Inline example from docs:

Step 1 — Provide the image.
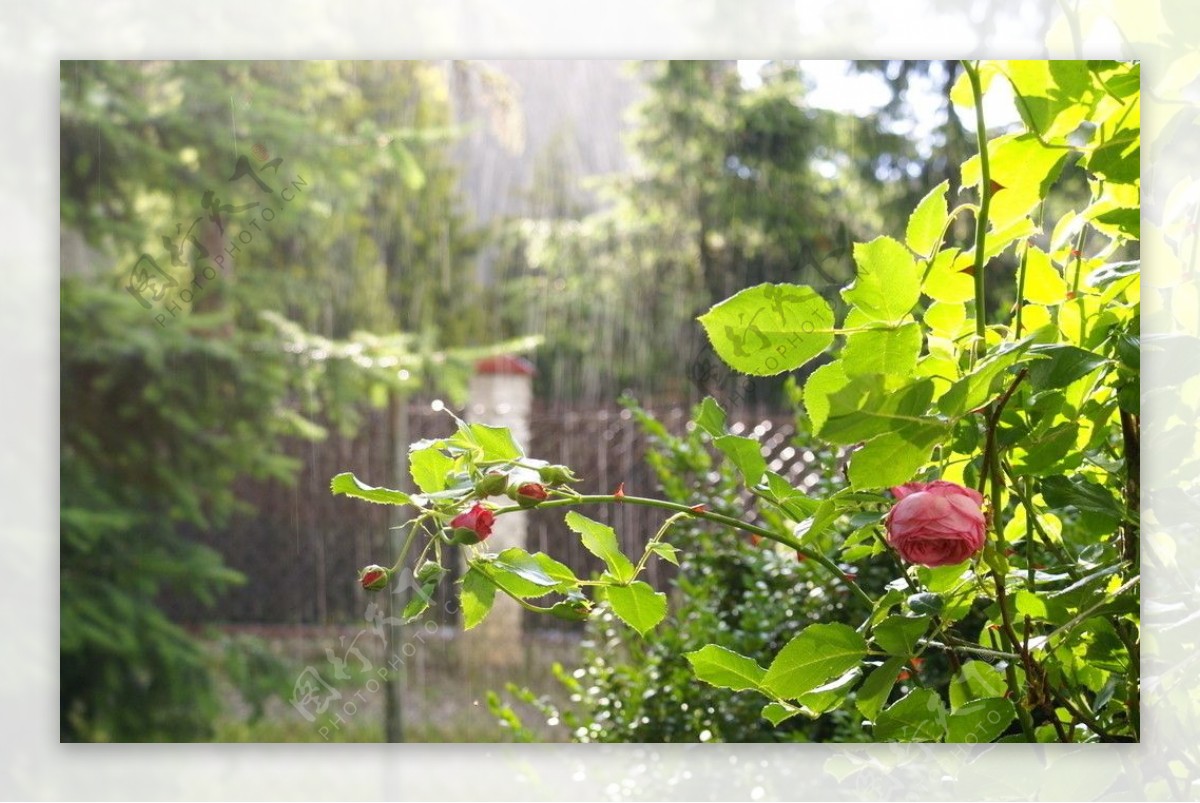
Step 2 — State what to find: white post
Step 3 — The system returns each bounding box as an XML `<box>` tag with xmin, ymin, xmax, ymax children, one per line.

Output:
<box><xmin>462</xmin><ymin>355</ymin><xmax>535</xmax><ymax>666</ymax></box>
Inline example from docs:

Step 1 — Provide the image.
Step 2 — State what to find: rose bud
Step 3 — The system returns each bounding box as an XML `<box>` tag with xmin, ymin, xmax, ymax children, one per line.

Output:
<box><xmin>474</xmin><ymin>471</ymin><xmax>508</xmax><ymax>498</ymax></box>
<box><xmin>885</xmin><ymin>480</ymin><xmax>986</xmax><ymax>567</ymax></box>
<box><xmin>448</xmin><ymin>503</ymin><xmax>496</xmax><ymax>545</ymax></box>
<box><xmin>510</xmin><ymin>482</ymin><xmax>549</xmax><ymax>508</ymax></box>
<box><xmin>538</xmin><ymin>464</ymin><xmax>580</xmax><ymax>486</ymax></box>
<box><xmin>359</xmin><ymin>564</ymin><xmax>392</xmax><ymax>591</ymax></box>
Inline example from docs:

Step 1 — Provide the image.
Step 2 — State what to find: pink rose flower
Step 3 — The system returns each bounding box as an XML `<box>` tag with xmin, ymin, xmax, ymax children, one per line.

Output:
<box><xmin>449</xmin><ymin>503</ymin><xmax>495</xmax><ymax>544</ymax></box>
<box><xmin>885</xmin><ymin>480</ymin><xmax>986</xmax><ymax>567</ymax></box>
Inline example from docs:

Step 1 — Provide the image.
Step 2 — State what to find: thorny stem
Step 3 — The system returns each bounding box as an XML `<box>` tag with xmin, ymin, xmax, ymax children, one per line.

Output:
<box><xmin>492</xmin><ymin>493</ymin><xmax>874</xmax><ymax>608</ymax></box>
<box><xmin>963</xmin><ymin>60</ymin><xmax>993</xmax><ymax>362</ymax></box>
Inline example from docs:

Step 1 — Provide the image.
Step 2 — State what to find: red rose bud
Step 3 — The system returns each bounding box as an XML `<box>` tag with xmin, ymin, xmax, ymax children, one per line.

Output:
<box><xmin>449</xmin><ymin>503</ymin><xmax>495</xmax><ymax>545</ymax></box>
<box><xmin>511</xmin><ymin>482</ymin><xmax>549</xmax><ymax>508</ymax></box>
<box><xmin>885</xmin><ymin>480</ymin><xmax>986</xmax><ymax>567</ymax></box>
<box><xmin>474</xmin><ymin>471</ymin><xmax>507</xmax><ymax>498</ymax></box>
<box><xmin>359</xmin><ymin>565</ymin><xmax>392</xmax><ymax>591</ymax></box>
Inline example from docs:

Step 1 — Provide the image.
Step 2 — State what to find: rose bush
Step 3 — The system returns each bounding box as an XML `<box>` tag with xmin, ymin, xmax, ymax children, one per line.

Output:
<box><xmin>885</xmin><ymin>481</ymin><xmax>987</xmax><ymax>567</ymax></box>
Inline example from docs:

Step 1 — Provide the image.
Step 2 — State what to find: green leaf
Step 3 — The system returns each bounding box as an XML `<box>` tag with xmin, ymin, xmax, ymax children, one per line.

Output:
<box><xmin>565</xmin><ymin>511</ymin><xmax>636</xmax><ymax>584</ymax></box>
<box><xmin>949</xmin><ymin>661</ymin><xmax>1009</xmax><ymax>710</ymax></box>
<box><xmin>648</xmin><ymin>542</ymin><xmax>680</xmax><ymax>566</ymax></box>
<box><xmin>1027</xmin><ymin>344</ymin><xmax>1107</xmax><ymax>391</ymax></box>
<box><xmin>761</xmin><ymin>623</ymin><xmax>867</xmax><ymax>700</ymax></box>
<box><xmin>330</xmin><ymin>472</ymin><xmax>412</xmax><ymax>506</ymax></box>
<box><xmin>874</xmin><ymin>689</ymin><xmax>948</xmax><ymax>742</ymax></box>
<box><xmin>606</xmin><ymin>581</ymin><xmax>667</xmax><ymax>636</ymax></box>
<box><xmin>693</xmin><ymin>396</ymin><xmax>727</xmax><ymax>437</ymax></box>
<box><xmin>906</xmin><ymin>180</ymin><xmax>950</xmax><ymax>258</ymax></box>
<box><xmin>686</xmin><ymin>645</ymin><xmax>767</xmax><ymax>692</ymax></box>
<box><xmin>402</xmin><ymin>586</ymin><xmax>436</xmax><ymax>622</ymax></box>
<box><xmin>409</xmin><ymin>447</ymin><xmax>455</xmax><ymax>494</ymax></box>
<box><xmin>1021</xmin><ymin>247</ymin><xmax>1068</xmax><ymax>305</ymax></box>
<box><xmin>796</xmin><ymin>667</ymin><xmax>863</xmax><ymax>714</ymax></box>
<box><xmin>872</xmin><ymin>615</ymin><xmax>931</xmax><ymax>656</ymax></box>
<box><xmin>762</xmin><ymin>701</ymin><xmax>804</xmax><ymax>726</ymax></box>
<box><xmin>923</xmin><ymin>248</ymin><xmax>976</xmax><ymax>303</ymax></box>
<box><xmin>803</xmin><ymin>360</ymin><xmax>849</xmax><ymax>435</ymax></box>
<box><xmin>529</xmin><ymin>551</ymin><xmax>581</xmax><ymax>591</ymax></box>
<box><xmin>906</xmin><ymin>592</ymin><xmax>944</xmax><ymax>617</ymax></box>
<box><xmin>848</xmin><ymin>425</ymin><xmax>949</xmax><ymax>490</ymax></box>
<box><xmin>460</xmin><ymin>568</ymin><xmax>496</xmax><ymax>630</ymax></box>
<box><xmin>1040</xmin><ymin>475</ymin><xmax>1124</xmax><ymax>520</ymax></box>
<box><xmin>946</xmin><ymin>697</ymin><xmax>1016</xmax><ymax>743</ymax></box>
<box><xmin>1010</xmin><ymin>422</ymin><xmax>1079</xmax><ymax>475</ymax></box>
<box><xmin>923</xmin><ymin>302</ymin><xmax>966</xmax><ymax>338</ymax></box>
<box><xmin>698</xmin><ymin>283</ymin><xmax>835</xmax><ymax>376</ymax></box>
<box><xmin>755</xmin><ymin>471</ymin><xmax>821</xmax><ymax>521</ymax></box>
<box><xmin>842</xmin><ymin>322</ymin><xmax>923</xmax><ymax>377</ymax></box>
<box><xmin>819</xmin><ymin>377</ymin><xmax>936</xmax><ymax>444</ymax></box>
<box><xmin>1085</xmin><ymin>134</ymin><xmax>1140</xmax><ymax>184</ymax></box>
<box><xmin>490</xmin><ymin>548</ymin><xmax>562</xmax><ymax>595</ymax></box>
<box><xmin>463</xmin><ymin>422</ymin><xmax>524</xmax><ymax>462</ymax></box>
<box><xmin>714</xmin><ymin>434</ymin><xmax>768</xmax><ymax>485</ymax></box>
<box><xmin>937</xmin><ymin>345</ymin><xmax>1028</xmax><ymax>416</ymax></box>
<box><xmin>856</xmin><ymin>656</ymin><xmax>906</xmax><ymax>721</ymax></box>
<box><xmin>843</xmin><ymin>236</ymin><xmax>921</xmax><ymax>324</ymax></box>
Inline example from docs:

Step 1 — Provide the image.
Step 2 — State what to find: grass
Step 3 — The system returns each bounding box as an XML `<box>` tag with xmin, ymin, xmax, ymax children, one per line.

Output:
<box><xmin>206</xmin><ymin>625</ymin><xmax>581</xmax><ymax>743</ymax></box>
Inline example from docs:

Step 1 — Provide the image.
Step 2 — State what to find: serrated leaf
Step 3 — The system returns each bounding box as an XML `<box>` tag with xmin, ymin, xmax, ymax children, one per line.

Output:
<box><xmin>464</xmin><ymin>422</ymin><xmax>524</xmax><ymax>462</ymax></box>
<box><xmin>803</xmin><ymin>360</ymin><xmax>849</xmax><ymax>435</ymax></box>
<box><xmin>566</xmin><ymin>511</ymin><xmax>635</xmax><ymax>584</ymax></box>
<box><xmin>686</xmin><ymin>645</ymin><xmax>767</xmax><ymax>692</ymax></box>
<box><xmin>761</xmin><ymin>623</ymin><xmax>867</xmax><ymax>700</ymax></box>
<box><xmin>606</xmin><ymin>581</ymin><xmax>667</xmax><ymax>636</ymax></box>
<box><xmin>460</xmin><ymin>568</ymin><xmax>496</xmax><ymax>630</ymax></box>
<box><xmin>409</xmin><ymin>447</ymin><xmax>455</xmax><ymax>494</ymax></box>
<box><xmin>906</xmin><ymin>180</ymin><xmax>950</xmax><ymax>257</ymax></box>
<box><xmin>907</xmin><ymin>592</ymin><xmax>944</xmax><ymax>616</ymax></box>
<box><xmin>874</xmin><ymin>689</ymin><xmax>948</xmax><ymax>742</ymax></box>
<box><xmin>856</xmin><ymin>656</ymin><xmax>906</xmax><ymax>721</ymax></box>
<box><xmin>1021</xmin><ymin>247</ymin><xmax>1068</xmax><ymax>305</ymax></box>
<box><xmin>648</xmin><ymin>542</ymin><xmax>680</xmax><ymax>566</ymax></box>
<box><xmin>937</xmin><ymin>345</ymin><xmax>1028</xmax><ymax>416</ymax></box>
<box><xmin>843</xmin><ymin>237</ymin><xmax>921</xmax><ymax>324</ymax></box>
<box><xmin>762</xmin><ymin>701</ymin><xmax>804</xmax><ymax>726</ymax></box>
<box><xmin>491</xmin><ymin>548</ymin><xmax>561</xmax><ymax>592</ymax></box>
<box><xmin>330</xmin><ymin>472</ymin><xmax>413</xmax><ymax>506</ymax></box>
<box><xmin>529</xmin><ymin>551</ymin><xmax>581</xmax><ymax>591</ymax></box>
<box><xmin>872</xmin><ymin>615</ymin><xmax>931</xmax><ymax>656</ymax></box>
<box><xmin>1027</xmin><ymin>344</ymin><xmax>1107</xmax><ymax>391</ymax></box>
<box><xmin>796</xmin><ymin>666</ymin><xmax>863</xmax><ymax>714</ymax></box>
<box><xmin>693</xmin><ymin>396</ymin><xmax>727</xmax><ymax>437</ymax></box>
<box><xmin>946</xmin><ymin>697</ymin><xmax>1016</xmax><ymax>743</ymax></box>
<box><xmin>714</xmin><ymin>434</ymin><xmax>768</xmax><ymax>485</ymax></box>
<box><xmin>698</xmin><ymin>283</ymin><xmax>835</xmax><ymax>376</ymax></box>
<box><xmin>1040</xmin><ymin>475</ymin><xmax>1124</xmax><ymax>520</ymax></box>
<box><xmin>848</xmin><ymin>424</ymin><xmax>949</xmax><ymax>490</ymax></box>
<box><xmin>923</xmin><ymin>248</ymin><xmax>976</xmax><ymax>303</ymax></box>
<box><xmin>949</xmin><ymin>661</ymin><xmax>1009</xmax><ymax>710</ymax></box>
<box><xmin>842</xmin><ymin>322</ymin><xmax>923</xmax><ymax>377</ymax></box>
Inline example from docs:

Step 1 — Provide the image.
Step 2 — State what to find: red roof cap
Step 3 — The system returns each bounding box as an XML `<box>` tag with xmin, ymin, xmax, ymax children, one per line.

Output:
<box><xmin>475</xmin><ymin>354</ymin><xmax>536</xmax><ymax>376</ymax></box>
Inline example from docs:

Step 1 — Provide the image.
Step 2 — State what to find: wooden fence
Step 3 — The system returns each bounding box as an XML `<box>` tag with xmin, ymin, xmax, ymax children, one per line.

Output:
<box><xmin>164</xmin><ymin>400</ymin><xmax>827</xmax><ymax>632</ymax></box>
